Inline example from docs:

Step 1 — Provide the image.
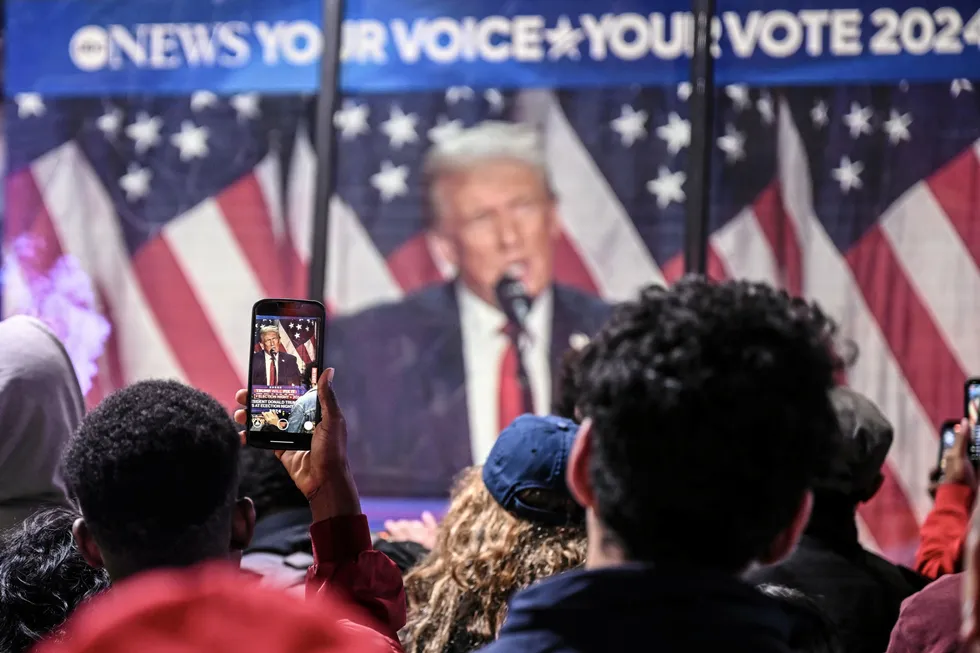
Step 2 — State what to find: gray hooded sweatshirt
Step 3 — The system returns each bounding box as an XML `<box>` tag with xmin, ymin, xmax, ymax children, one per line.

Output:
<box><xmin>0</xmin><ymin>315</ymin><xmax>84</xmax><ymax>531</ymax></box>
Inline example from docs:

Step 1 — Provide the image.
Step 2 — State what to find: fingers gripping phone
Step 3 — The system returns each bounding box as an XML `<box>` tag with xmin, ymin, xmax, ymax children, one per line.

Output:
<box><xmin>246</xmin><ymin>299</ymin><xmax>325</xmax><ymax>450</ymax></box>
<box><xmin>966</xmin><ymin>378</ymin><xmax>980</xmax><ymax>465</ymax></box>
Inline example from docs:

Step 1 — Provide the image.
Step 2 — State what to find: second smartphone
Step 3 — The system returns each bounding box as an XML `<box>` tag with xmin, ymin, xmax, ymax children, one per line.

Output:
<box><xmin>245</xmin><ymin>298</ymin><xmax>326</xmax><ymax>451</ymax></box>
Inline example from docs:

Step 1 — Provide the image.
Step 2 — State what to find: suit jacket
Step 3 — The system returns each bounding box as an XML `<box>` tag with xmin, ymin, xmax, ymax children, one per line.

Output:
<box><xmin>250</xmin><ymin>350</ymin><xmax>302</xmax><ymax>387</ymax></box>
<box><xmin>325</xmin><ymin>282</ymin><xmax>612</xmax><ymax>497</ymax></box>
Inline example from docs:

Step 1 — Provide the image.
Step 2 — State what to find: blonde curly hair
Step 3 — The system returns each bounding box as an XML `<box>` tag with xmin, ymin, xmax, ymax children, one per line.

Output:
<box><xmin>402</xmin><ymin>466</ymin><xmax>587</xmax><ymax>653</ymax></box>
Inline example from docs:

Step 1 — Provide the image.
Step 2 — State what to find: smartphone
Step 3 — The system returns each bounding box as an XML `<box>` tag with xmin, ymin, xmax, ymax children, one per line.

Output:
<box><xmin>937</xmin><ymin>419</ymin><xmax>959</xmax><ymax>472</ymax></box>
<box><xmin>966</xmin><ymin>378</ymin><xmax>980</xmax><ymax>464</ymax></box>
<box><xmin>246</xmin><ymin>298</ymin><xmax>325</xmax><ymax>450</ymax></box>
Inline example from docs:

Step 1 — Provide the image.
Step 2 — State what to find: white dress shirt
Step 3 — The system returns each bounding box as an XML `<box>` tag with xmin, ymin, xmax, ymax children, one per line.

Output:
<box><xmin>263</xmin><ymin>351</ymin><xmax>280</xmax><ymax>384</ymax></box>
<box><xmin>458</xmin><ymin>285</ymin><xmax>553</xmax><ymax>464</ymax></box>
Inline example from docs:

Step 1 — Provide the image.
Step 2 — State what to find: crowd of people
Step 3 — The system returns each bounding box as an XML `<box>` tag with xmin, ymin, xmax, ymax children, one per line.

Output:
<box><xmin>1</xmin><ymin>277</ymin><xmax>978</xmax><ymax>653</ymax></box>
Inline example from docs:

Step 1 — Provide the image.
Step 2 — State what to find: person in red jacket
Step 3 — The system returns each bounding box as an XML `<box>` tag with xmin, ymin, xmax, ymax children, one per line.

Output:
<box><xmin>33</xmin><ymin>563</ymin><xmax>394</xmax><ymax>653</ymax></box>
<box><xmin>915</xmin><ymin>418</ymin><xmax>975</xmax><ymax>580</ymax></box>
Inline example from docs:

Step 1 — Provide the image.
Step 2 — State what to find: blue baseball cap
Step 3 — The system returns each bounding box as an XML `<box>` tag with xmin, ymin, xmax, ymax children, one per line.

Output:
<box><xmin>482</xmin><ymin>414</ymin><xmax>585</xmax><ymax>526</ymax></box>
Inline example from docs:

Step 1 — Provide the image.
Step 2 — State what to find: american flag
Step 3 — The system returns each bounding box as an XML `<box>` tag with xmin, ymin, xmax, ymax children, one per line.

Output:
<box><xmin>253</xmin><ymin>316</ymin><xmax>317</xmax><ymax>369</ymax></box>
<box><xmin>4</xmin><ymin>80</ymin><xmax>979</xmax><ymax>564</ymax></box>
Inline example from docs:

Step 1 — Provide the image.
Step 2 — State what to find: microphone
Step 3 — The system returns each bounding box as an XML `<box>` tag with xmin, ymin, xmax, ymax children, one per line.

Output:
<box><xmin>495</xmin><ymin>274</ymin><xmax>532</xmax><ymax>329</ymax></box>
<box><xmin>270</xmin><ymin>345</ymin><xmax>278</xmax><ymax>356</ymax></box>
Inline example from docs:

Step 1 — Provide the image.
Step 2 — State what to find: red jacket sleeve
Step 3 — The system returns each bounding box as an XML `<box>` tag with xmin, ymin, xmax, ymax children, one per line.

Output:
<box><xmin>306</xmin><ymin>514</ymin><xmax>407</xmax><ymax>650</ymax></box>
<box><xmin>914</xmin><ymin>483</ymin><xmax>975</xmax><ymax>580</ymax></box>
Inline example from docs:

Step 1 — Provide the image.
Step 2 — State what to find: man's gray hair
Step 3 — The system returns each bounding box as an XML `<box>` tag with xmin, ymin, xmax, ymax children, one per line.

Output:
<box><xmin>259</xmin><ymin>326</ymin><xmax>280</xmax><ymax>339</ymax></box>
<box><xmin>423</xmin><ymin>121</ymin><xmax>552</xmax><ymax>220</ymax></box>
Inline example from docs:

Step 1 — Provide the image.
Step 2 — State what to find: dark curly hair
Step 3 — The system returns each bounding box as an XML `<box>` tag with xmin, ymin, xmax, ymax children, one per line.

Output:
<box><xmin>576</xmin><ymin>277</ymin><xmax>843</xmax><ymax>571</ymax></box>
<box><xmin>0</xmin><ymin>506</ymin><xmax>110</xmax><ymax>653</ymax></box>
<box><xmin>63</xmin><ymin>380</ymin><xmax>241</xmax><ymax>569</ymax></box>
<box><xmin>238</xmin><ymin>446</ymin><xmax>307</xmax><ymax>522</ymax></box>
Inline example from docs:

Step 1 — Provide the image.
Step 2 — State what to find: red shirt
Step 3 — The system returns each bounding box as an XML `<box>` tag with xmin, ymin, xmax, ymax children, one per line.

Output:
<box><xmin>305</xmin><ymin>514</ymin><xmax>407</xmax><ymax>649</ymax></box>
<box><xmin>914</xmin><ymin>484</ymin><xmax>974</xmax><ymax>580</ymax></box>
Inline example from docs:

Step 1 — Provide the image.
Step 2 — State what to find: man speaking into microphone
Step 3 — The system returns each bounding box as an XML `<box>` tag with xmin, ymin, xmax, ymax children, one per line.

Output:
<box><xmin>326</xmin><ymin>121</ymin><xmax>611</xmax><ymax>497</ymax></box>
<box><xmin>251</xmin><ymin>325</ymin><xmax>302</xmax><ymax>387</ymax></box>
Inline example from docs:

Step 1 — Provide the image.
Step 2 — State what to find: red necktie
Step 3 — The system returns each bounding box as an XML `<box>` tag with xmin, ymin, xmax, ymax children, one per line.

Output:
<box><xmin>498</xmin><ymin>324</ymin><xmax>533</xmax><ymax>433</ymax></box>
<box><xmin>268</xmin><ymin>358</ymin><xmax>277</xmax><ymax>385</ymax></box>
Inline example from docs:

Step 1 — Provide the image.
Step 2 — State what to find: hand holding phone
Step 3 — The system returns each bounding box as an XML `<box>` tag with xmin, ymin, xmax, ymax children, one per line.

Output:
<box><xmin>235</xmin><ymin>366</ymin><xmax>361</xmax><ymax>520</ymax></box>
<box><xmin>246</xmin><ymin>298</ymin><xmax>326</xmax><ymax>451</ymax></box>
<box><xmin>939</xmin><ymin>419</ymin><xmax>975</xmax><ymax>488</ymax></box>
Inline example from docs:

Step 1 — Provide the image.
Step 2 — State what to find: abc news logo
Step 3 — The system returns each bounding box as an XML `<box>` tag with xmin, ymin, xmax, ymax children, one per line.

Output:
<box><xmin>67</xmin><ymin>22</ymin><xmax>324</xmax><ymax>71</ymax></box>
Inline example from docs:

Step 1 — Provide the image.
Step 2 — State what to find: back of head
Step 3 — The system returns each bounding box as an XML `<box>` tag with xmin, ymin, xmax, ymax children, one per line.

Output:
<box><xmin>33</xmin><ymin>564</ymin><xmax>391</xmax><ymax>653</ymax></box>
<box><xmin>404</xmin><ymin>466</ymin><xmax>586</xmax><ymax>653</ymax></box>
<box><xmin>757</xmin><ymin>584</ymin><xmax>843</xmax><ymax>653</ymax></box>
<box><xmin>239</xmin><ymin>446</ymin><xmax>307</xmax><ymax>522</ymax></box>
<box><xmin>63</xmin><ymin>380</ymin><xmax>241</xmax><ymax>572</ymax></box>
<box><xmin>0</xmin><ymin>316</ymin><xmax>84</xmax><ymax>531</ymax></box>
<box><xmin>577</xmin><ymin>277</ymin><xmax>843</xmax><ymax>571</ymax></box>
<box><xmin>0</xmin><ymin>506</ymin><xmax>110</xmax><ymax>653</ymax></box>
<box><xmin>815</xmin><ymin>387</ymin><xmax>892</xmax><ymax>504</ymax></box>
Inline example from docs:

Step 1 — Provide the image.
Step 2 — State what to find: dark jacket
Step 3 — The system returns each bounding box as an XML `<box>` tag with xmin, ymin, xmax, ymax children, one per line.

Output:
<box><xmin>746</xmin><ymin>503</ymin><xmax>929</xmax><ymax>653</ymax></box>
<box><xmin>479</xmin><ymin>564</ymin><xmax>795</xmax><ymax>653</ymax></box>
<box><xmin>326</xmin><ymin>282</ymin><xmax>611</xmax><ymax>497</ymax></box>
<box><xmin>250</xmin><ymin>350</ymin><xmax>303</xmax><ymax>387</ymax></box>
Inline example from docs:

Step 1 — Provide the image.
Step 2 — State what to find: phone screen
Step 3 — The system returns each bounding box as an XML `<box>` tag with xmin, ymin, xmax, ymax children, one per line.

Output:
<box><xmin>247</xmin><ymin>299</ymin><xmax>324</xmax><ymax>449</ymax></box>
<box><xmin>967</xmin><ymin>380</ymin><xmax>980</xmax><ymax>463</ymax></box>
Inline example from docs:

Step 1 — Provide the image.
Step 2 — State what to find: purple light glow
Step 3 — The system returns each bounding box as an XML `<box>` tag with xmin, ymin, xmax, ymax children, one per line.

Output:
<box><xmin>3</xmin><ymin>235</ymin><xmax>111</xmax><ymax>396</ymax></box>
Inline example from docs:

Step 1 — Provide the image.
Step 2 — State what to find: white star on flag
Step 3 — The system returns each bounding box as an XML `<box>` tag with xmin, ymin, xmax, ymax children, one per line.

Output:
<box><xmin>428</xmin><ymin>116</ymin><xmax>464</xmax><ymax>144</ymax></box>
<box><xmin>656</xmin><ymin>112</ymin><xmax>690</xmax><ymax>156</ymax></box>
<box><xmin>811</xmin><ymin>101</ymin><xmax>829</xmax><ymax>128</ymax></box>
<box><xmin>484</xmin><ymin>89</ymin><xmax>505</xmax><ymax>113</ymax></box>
<box><xmin>334</xmin><ymin>101</ymin><xmax>370</xmax><ymax>140</ymax></box>
<box><xmin>190</xmin><ymin>91</ymin><xmax>218</xmax><ymax>112</ymax></box>
<box><xmin>717</xmin><ymin>124</ymin><xmax>746</xmax><ymax>164</ymax></box>
<box><xmin>230</xmin><ymin>93</ymin><xmax>261</xmax><ymax>121</ymax></box>
<box><xmin>15</xmin><ymin>93</ymin><xmax>45</xmax><ymax>118</ymax></box>
<box><xmin>96</xmin><ymin>107</ymin><xmax>123</xmax><ymax>137</ymax></box>
<box><xmin>843</xmin><ymin>102</ymin><xmax>873</xmax><ymax>139</ymax></box>
<box><xmin>610</xmin><ymin>105</ymin><xmax>648</xmax><ymax>147</ymax></box>
<box><xmin>170</xmin><ymin>121</ymin><xmax>210</xmax><ymax>161</ymax></box>
<box><xmin>646</xmin><ymin>167</ymin><xmax>686</xmax><ymax>209</ymax></box>
<box><xmin>119</xmin><ymin>164</ymin><xmax>153</xmax><ymax>202</ymax></box>
<box><xmin>445</xmin><ymin>87</ymin><xmax>474</xmax><ymax>104</ymax></box>
<box><xmin>371</xmin><ymin>160</ymin><xmax>410</xmax><ymax>202</ymax></box>
<box><xmin>883</xmin><ymin>110</ymin><xmax>912</xmax><ymax>145</ymax></box>
<box><xmin>951</xmin><ymin>79</ymin><xmax>973</xmax><ymax>97</ymax></box>
<box><xmin>832</xmin><ymin>156</ymin><xmax>864</xmax><ymax>193</ymax></box>
<box><xmin>726</xmin><ymin>85</ymin><xmax>751</xmax><ymax>111</ymax></box>
<box><xmin>380</xmin><ymin>106</ymin><xmax>419</xmax><ymax>149</ymax></box>
<box><xmin>545</xmin><ymin>16</ymin><xmax>584</xmax><ymax>59</ymax></box>
<box><xmin>677</xmin><ymin>82</ymin><xmax>692</xmax><ymax>101</ymax></box>
<box><xmin>757</xmin><ymin>93</ymin><xmax>775</xmax><ymax>124</ymax></box>
<box><xmin>126</xmin><ymin>113</ymin><xmax>163</xmax><ymax>154</ymax></box>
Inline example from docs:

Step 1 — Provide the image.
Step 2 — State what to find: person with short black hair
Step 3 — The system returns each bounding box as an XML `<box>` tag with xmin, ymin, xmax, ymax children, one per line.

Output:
<box><xmin>747</xmin><ymin>387</ymin><xmax>927</xmax><ymax>653</ymax></box>
<box><xmin>63</xmin><ymin>379</ymin><xmax>254</xmax><ymax>581</ymax></box>
<box><xmin>0</xmin><ymin>506</ymin><xmax>110</xmax><ymax>653</ymax></box>
<box><xmin>757</xmin><ymin>585</ymin><xmax>843</xmax><ymax>653</ymax></box>
<box><xmin>481</xmin><ymin>277</ymin><xmax>846</xmax><ymax>653</ymax></box>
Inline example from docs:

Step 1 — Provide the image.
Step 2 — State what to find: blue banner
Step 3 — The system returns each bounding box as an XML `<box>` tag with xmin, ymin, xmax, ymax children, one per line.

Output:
<box><xmin>6</xmin><ymin>0</ymin><xmax>980</xmax><ymax>96</ymax></box>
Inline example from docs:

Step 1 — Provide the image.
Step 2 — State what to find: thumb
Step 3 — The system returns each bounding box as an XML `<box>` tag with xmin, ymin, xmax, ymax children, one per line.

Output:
<box><xmin>317</xmin><ymin>367</ymin><xmax>340</xmax><ymax>420</ymax></box>
<box><xmin>422</xmin><ymin>511</ymin><xmax>438</xmax><ymax>529</ymax></box>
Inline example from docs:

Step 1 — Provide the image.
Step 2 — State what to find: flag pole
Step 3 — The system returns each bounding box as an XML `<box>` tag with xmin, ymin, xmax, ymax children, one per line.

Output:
<box><xmin>307</xmin><ymin>0</ymin><xmax>346</xmax><ymax>302</ymax></box>
<box><xmin>684</xmin><ymin>0</ymin><xmax>716</xmax><ymax>275</ymax></box>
